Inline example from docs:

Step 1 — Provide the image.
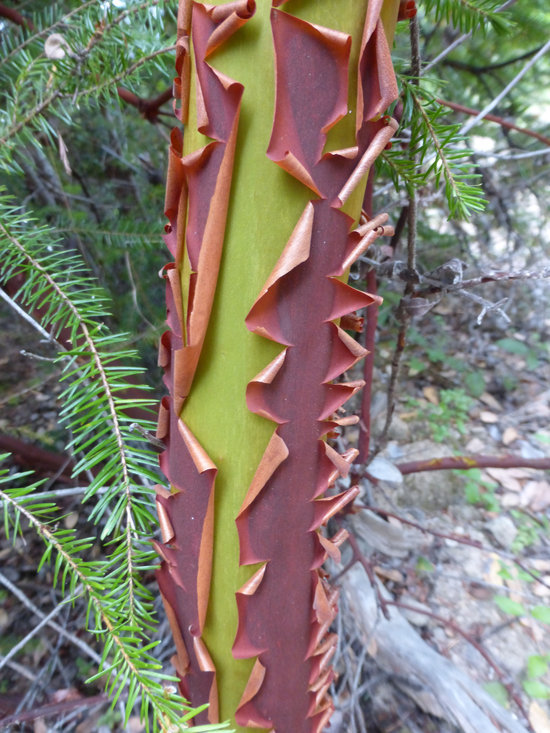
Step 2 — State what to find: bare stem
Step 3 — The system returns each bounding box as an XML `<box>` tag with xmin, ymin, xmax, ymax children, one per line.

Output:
<box><xmin>397</xmin><ymin>454</ymin><xmax>550</xmax><ymax>474</ymax></box>
<box><xmin>359</xmin><ymin>503</ymin><xmax>550</xmax><ymax>590</ymax></box>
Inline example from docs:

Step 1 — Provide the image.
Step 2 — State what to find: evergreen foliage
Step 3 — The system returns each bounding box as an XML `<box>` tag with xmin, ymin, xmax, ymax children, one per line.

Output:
<box><xmin>0</xmin><ymin>0</ymin><xmax>173</xmax><ymax>171</ymax></box>
<box><xmin>0</xmin><ymin>194</ymin><xmax>229</xmax><ymax>732</ymax></box>
<box><xmin>382</xmin><ymin>80</ymin><xmax>487</xmax><ymax>219</ymax></box>
<box><xmin>0</xmin><ymin>0</ymin><xmax>548</xmax><ymax>729</ymax></box>
<box><xmin>422</xmin><ymin>0</ymin><xmax>512</xmax><ymax>34</ymax></box>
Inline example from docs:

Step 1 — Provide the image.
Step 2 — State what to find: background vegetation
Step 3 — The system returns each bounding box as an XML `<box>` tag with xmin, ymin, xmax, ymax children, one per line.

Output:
<box><xmin>0</xmin><ymin>0</ymin><xmax>549</xmax><ymax>731</ymax></box>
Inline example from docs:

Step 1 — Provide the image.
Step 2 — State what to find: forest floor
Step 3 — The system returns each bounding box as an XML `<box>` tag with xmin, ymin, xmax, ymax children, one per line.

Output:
<box><xmin>331</xmin><ymin>277</ymin><xmax>550</xmax><ymax>733</ymax></box>
<box><xmin>0</xmin><ymin>273</ymin><xmax>549</xmax><ymax>733</ymax></box>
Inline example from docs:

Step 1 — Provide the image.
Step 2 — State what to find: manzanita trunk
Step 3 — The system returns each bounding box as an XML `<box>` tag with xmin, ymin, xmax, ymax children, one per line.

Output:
<box><xmin>154</xmin><ymin>1</ymin><xmax>400</xmax><ymax>730</ymax></box>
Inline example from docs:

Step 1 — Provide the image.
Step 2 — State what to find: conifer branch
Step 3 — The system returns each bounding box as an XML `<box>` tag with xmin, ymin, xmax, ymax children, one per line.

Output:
<box><xmin>423</xmin><ymin>0</ymin><xmax>513</xmax><ymax>34</ymax></box>
<box><xmin>0</xmin><ymin>474</ymin><xmax>195</xmax><ymax>731</ymax></box>
<box><xmin>382</xmin><ymin>82</ymin><xmax>486</xmax><ymax>219</ymax></box>
<box><xmin>0</xmin><ymin>219</ymin><xmax>140</xmax><ymax>619</ymax></box>
<box><xmin>0</xmin><ymin>196</ymin><xmax>229</xmax><ymax>731</ymax></box>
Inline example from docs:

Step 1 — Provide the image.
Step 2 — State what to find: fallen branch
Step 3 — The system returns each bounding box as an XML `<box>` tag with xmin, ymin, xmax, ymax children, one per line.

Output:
<box><xmin>344</xmin><ymin>521</ymin><xmax>531</xmax><ymax>725</ymax></box>
<box><xmin>397</xmin><ymin>454</ymin><xmax>550</xmax><ymax>474</ymax></box>
<box><xmin>0</xmin><ymin>694</ymin><xmax>107</xmax><ymax>727</ymax></box>
<box><xmin>0</xmin><ymin>433</ymin><xmax>76</xmax><ymax>484</ymax></box>
<box><xmin>339</xmin><ymin>562</ymin><xmax>530</xmax><ymax>733</ymax></box>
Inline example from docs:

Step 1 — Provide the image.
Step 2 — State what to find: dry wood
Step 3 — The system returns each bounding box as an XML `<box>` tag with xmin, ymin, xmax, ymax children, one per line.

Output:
<box><xmin>339</xmin><ymin>561</ymin><xmax>529</xmax><ymax>733</ymax></box>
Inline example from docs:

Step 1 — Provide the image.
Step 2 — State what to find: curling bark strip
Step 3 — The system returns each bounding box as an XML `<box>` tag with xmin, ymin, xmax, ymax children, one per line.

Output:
<box><xmin>155</xmin><ymin>0</ymin><xmax>255</xmax><ymax>721</ymax></box>
<box><xmin>156</xmin><ymin>0</ymin><xmax>400</xmax><ymax>729</ymax></box>
<box><xmin>233</xmin><ymin>3</ymin><xmax>399</xmax><ymax>730</ymax></box>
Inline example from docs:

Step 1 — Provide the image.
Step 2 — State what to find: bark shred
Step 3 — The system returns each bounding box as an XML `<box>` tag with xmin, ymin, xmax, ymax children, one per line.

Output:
<box><xmin>234</xmin><ymin>3</ymin><xmax>398</xmax><ymax>730</ymax></box>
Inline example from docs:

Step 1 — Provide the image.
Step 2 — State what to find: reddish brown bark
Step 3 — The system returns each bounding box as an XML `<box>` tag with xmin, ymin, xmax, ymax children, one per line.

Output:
<box><xmin>116</xmin><ymin>86</ymin><xmax>173</xmax><ymax>123</ymax></box>
<box><xmin>233</xmin><ymin>4</ymin><xmax>398</xmax><ymax>728</ymax></box>
<box><xmin>154</xmin><ymin>1</ymin><xmax>255</xmax><ymax>722</ymax></box>
<box><xmin>0</xmin><ymin>3</ymin><xmax>34</xmax><ymax>29</ymax></box>
<box><xmin>397</xmin><ymin>454</ymin><xmax>550</xmax><ymax>474</ymax></box>
<box><xmin>437</xmin><ymin>97</ymin><xmax>550</xmax><ymax>147</ymax></box>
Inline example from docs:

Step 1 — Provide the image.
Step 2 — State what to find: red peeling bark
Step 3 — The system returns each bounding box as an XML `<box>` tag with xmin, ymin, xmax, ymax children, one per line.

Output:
<box><xmin>154</xmin><ymin>1</ymin><xmax>256</xmax><ymax>723</ymax></box>
<box><xmin>232</xmin><ymin>5</ymin><xmax>398</xmax><ymax>729</ymax></box>
<box><xmin>156</xmin><ymin>1</ymin><xmax>399</xmax><ymax>729</ymax></box>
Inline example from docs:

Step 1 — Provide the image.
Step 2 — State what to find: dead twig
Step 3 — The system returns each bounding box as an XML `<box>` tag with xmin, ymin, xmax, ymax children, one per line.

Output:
<box><xmin>0</xmin><ymin>694</ymin><xmax>107</xmax><ymax>727</ymax></box>
<box><xmin>385</xmin><ymin>600</ymin><xmax>532</xmax><ymax>729</ymax></box>
<box><xmin>358</xmin><ymin>504</ymin><xmax>550</xmax><ymax>590</ymax></box>
<box><xmin>437</xmin><ymin>98</ymin><xmax>550</xmax><ymax>147</ymax></box>
<box><xmin>396</xmin><ymin>454</ymin><xmax>550</xmax><ymax>475</ymax></box>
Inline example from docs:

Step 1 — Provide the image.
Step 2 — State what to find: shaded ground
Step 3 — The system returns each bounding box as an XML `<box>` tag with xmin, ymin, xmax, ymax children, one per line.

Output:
<box><xmin>0</xmin><ymin>277</ymin><xmax>549</xmax><ymax>732</ymax></box>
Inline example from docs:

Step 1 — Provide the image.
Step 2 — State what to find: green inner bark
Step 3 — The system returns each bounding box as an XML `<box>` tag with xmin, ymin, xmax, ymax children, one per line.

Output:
<box><xmin>180</xmin><ymin>1</ymin><xmax>377</xmax><ymax>728</ymax></box>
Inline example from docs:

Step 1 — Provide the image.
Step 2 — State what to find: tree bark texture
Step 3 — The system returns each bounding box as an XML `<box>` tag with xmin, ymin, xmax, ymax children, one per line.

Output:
<box><xmin>154</xmin><ymin>1</ymin><xmax>400</xmax><ymax>730</ymax></box>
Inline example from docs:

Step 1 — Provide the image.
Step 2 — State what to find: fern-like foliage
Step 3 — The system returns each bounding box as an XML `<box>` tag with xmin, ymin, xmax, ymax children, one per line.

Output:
<box><xmin>0</xmin><ymin>193</ymin><xmax>231</xmax><ymax>733</ymax></box>
<box><xmin>381</xmin><ymin>81</ymin><xmax>486</xmax><ymax>219</ymax></box>
<box><xmin>422</xmin><ymin>0</ymin><xmax>513</xmax><ymax>34</ymax></box>
<box><xmin>0</xmin><ymin>0</ymin><xmax>174</xmax><ymax>172</ymax></box>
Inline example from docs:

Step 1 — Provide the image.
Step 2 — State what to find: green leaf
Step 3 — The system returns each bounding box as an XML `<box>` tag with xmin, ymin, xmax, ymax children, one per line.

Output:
<box><xmin>416</xmin><ymin>556</ymin><xmax>435</xmax><ymax>574</ymax></box>
<box><xmin>532</xmin><ymin>606</ymin><xmax>550</xmax><ymax>625</ymax></box>
<box><xmin>496</xmin><ymin>338</ymin><xmax>530</xmax><ymax>356</ymax></box>
<box><xmin>464</xmin><ymin>370</ymin><xmax>486</xmax><ymax>398</ymax></box>
<box><xmin>493</xmin><ymin>595</ymin><xmax>525</xmax><ymax>616</ymax></box>
<box><xmin>464</xmin><ymin>481</ymin><xmax>482</xmax><ymax>505</ymax></box>
<box><xmin>483</xmin><ymin>681</ymin><xmax>509</xmax><ymax>707</ymax></box>
<box><xmin>497</xmin><ymin>563</ymin><xmax>513</xmax><ymax>581</ymax></box>
<box><xmin>527</xmin><ymin>655</ymin><xmax>549</xmax><ymax>679</ymax></box>
<box><xmin>408</xmin><ymin>356</ymin><xmax>426</xmax><ymax>373</ymax></box>
<box><xmin>523</xmin><ymin>679</ymin><xmax>550</xmax><ymax>699</ymax></box>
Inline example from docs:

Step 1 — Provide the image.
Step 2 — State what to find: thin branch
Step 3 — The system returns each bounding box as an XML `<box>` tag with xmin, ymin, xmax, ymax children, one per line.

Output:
<box><xmin>2</xmin><ymin>658</ymin><xmax>39</xmax><ymax>683</ymax></box>
<box><xmin>389</xmin><ymin>204</ymin><xmax>409</xmax><ymax>255</ymax></box>
<box><xmin>385</xmin><ymin>600</ymin><xmax>532</xmax><ymax>727</ymax></box>
<box><xmin>366</xmin><ymin>263</ymin><xmax>550</xmax><ymax>295</ymax></box>
<box><xmin>0</xmin><ymin>593</ymin><xmax>73</xmax><ymax>673</ymax></box>
<box><xmin>459</xmin><ymin>38</ymin><xmax>550</xmax><ymax>136</ymax></box>
<box><xmin>117</xmin><ymin>86</ymin><xmax>173</xmax><ymax>123</ymax></box>
<box><xmin>0</xmin><ymin>570</ymin><xmax>101</xmax><ymax>665</ymax></box>
<box><xmin>397</xmin><ymin>454</ymin><xmax>550</xmax><ymax>474</ymax></box>
<box><xmin>369</xmin><ymin>310</ymin><xmax>410</xmax><ymax>460</ymax></box>
<box><xmin>0</xmin><ymin>695</ymin><xmax>107</xmax><ymax>727</ymax></box>
<box><xmin>24</xmin><ymin>486</ymin><xmax>103</xmax><ymax>500</ymax></box>
<box><xmin>444</xmin><ymin>45</ymin><xmax>544</xmax><ymax>73</ymax></box>
<box><xmin>422</xmin><ymin>0</ymin><xmax>519</xmax><ymax>75</ymax></box>
<box><xmin>359</xmin><ymin>504</ymin><xmax>550</xmax><ymax>590</ymax></box>
<box><xmin>437</xmin><ymin>98</ymin><xmax>550</xmax><ymax>147</ymax></box>
<box><xmin>406</xmin><ymin>14</ymin><xmax>420</xmax><ymax>285</ymax></box>
<box><xmin>357</xmin><ymin>266</ymin><xmax>378</xmax><ymax>463</ymax></box>
<box><xmin>475</xmin><ymin>147</ymin><xmax>550</xmax><ymax>161</ymax></box>
<box><xmin>0</xmin><ymin>286</ymin><xmax>53</xmax><ymax>341</ymax></box>
<box><xmin>0</xmin><ymin>3</ymin><xmax>34</xmax><ymax>29</ymax></box>
<box><xmin>346</xmin><ymin>532</ymin><xmax>390</xmax><ymax>620</ymax></box>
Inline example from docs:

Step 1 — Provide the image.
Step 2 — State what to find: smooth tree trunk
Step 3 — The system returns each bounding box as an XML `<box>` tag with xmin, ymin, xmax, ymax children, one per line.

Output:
<box><xmin>154</xmin><ymin>1</ymin><xmax>400</xmax><ymax>730</ymax></box>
